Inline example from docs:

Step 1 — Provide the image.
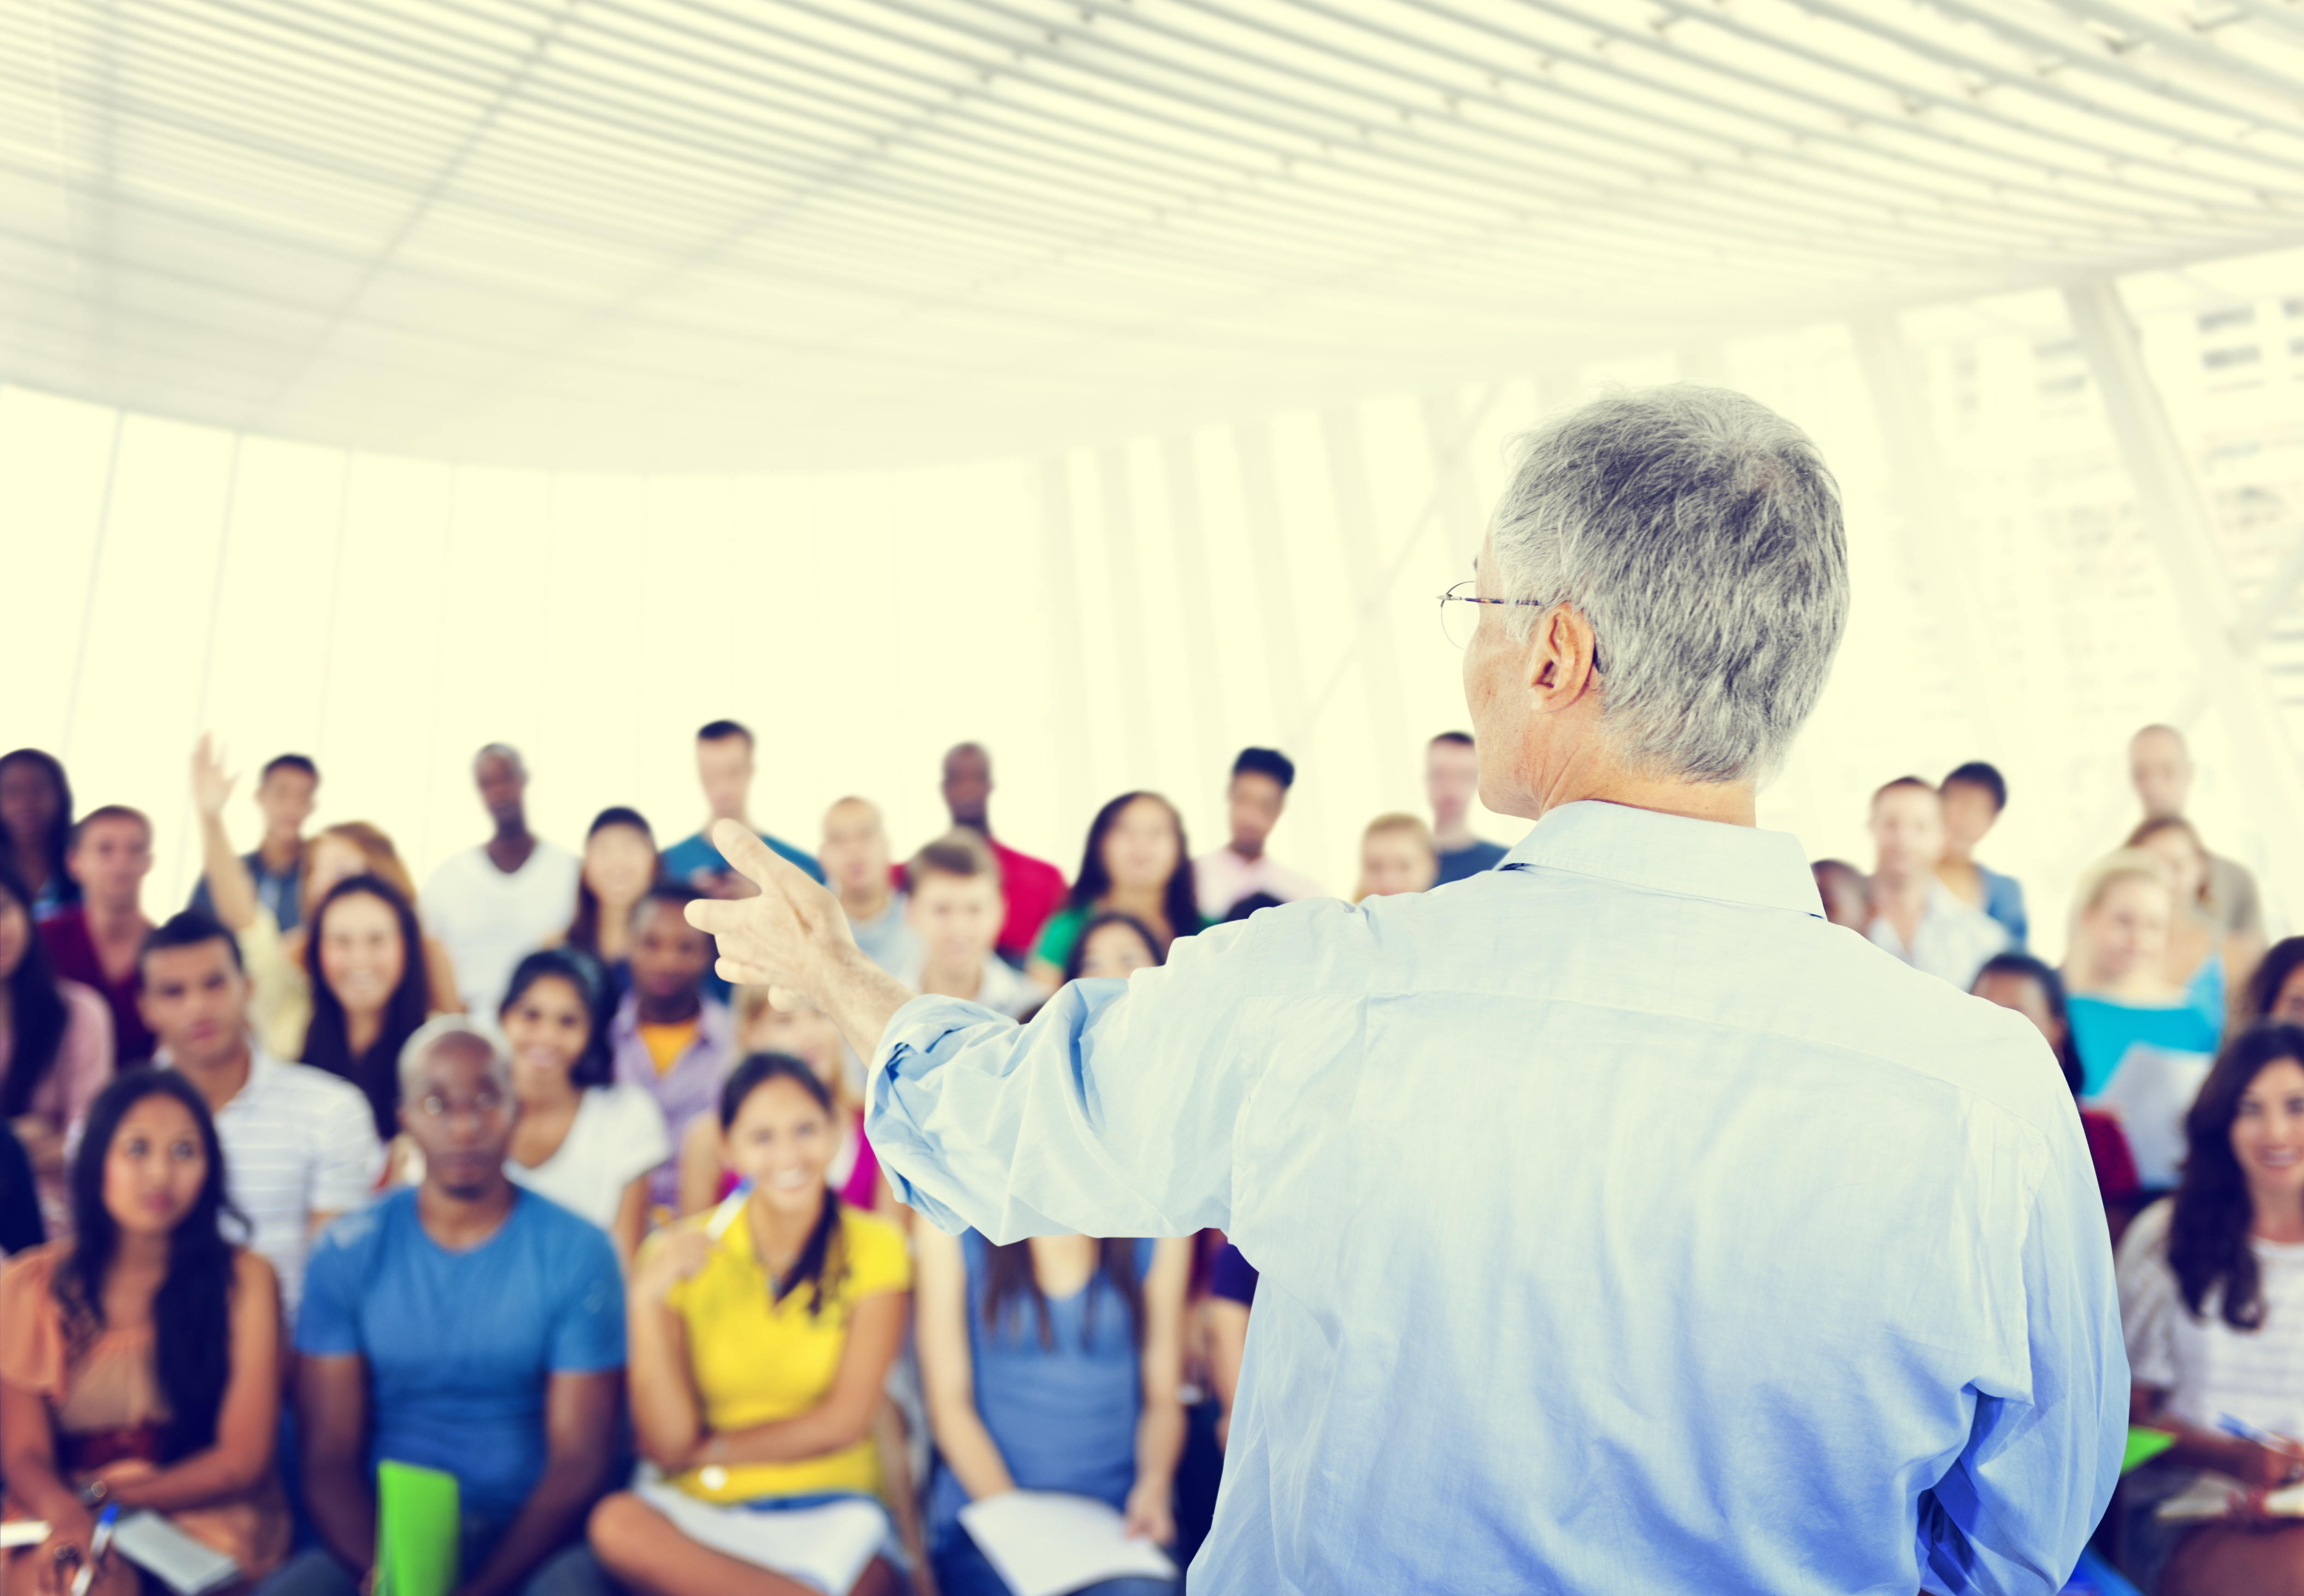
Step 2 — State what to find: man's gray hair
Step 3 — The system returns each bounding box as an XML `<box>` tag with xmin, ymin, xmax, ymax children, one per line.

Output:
<box><xmin>1488</xmin><ymin>384</ymin><xmax>1849</xmax><ymax>784</ymax></box>
<box><xmin>397</xmin><ymin>1013</ymin><xmax>513</xmax><ymax>1103</ymax></box>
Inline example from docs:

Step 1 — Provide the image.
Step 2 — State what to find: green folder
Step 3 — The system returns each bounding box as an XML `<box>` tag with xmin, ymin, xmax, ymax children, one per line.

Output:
<box><xmin>2123</xmin><ymin>1426</ymin><xmax>2178</xmax><ymax>1474</ymax></box>
<box><xmin>376</xmin><ymin>1461</ymin><xmax>460</xmax><ymax>1596</ymax></box>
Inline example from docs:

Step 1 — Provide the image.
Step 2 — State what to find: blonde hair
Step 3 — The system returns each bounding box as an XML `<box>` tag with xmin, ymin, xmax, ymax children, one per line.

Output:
<box><xmin>300</xmin><ymin>821</ymin><xmax>418</xmax><ymax>910</ymax></box>
<box><xmin>1355</xmin><ymin>813</ymin><xmax>1440</xmax><ymax>902</ymax></box>
<box><xmin>2068</xmin><ymin>848</ymin><xmax>2175</xmax><ymax>948</ymax></box>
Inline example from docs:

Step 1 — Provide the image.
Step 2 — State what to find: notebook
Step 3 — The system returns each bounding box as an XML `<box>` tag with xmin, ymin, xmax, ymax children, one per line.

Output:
<box><xmin>376</xmin><ymin>1461</ymin><xmax>461</xmax><ymax>1596</ymax></box>
<box><xmin>957</xmin><ymin>1490</ymin><xmax>1177</xmax><ymax>1596</ymax></box>
<box><xmin>631</xmin><ymin>1480</ymin><xmax>883</xmax><ymax>1596</ymax></box>
<box><xmin>2155</xmin><ymin>1475</ymin><xmax>2304</xmax><ymax>1521</ymax></box>
<box><xmin>111</xmin><ymin>1512</ymin><xmax>241</xmax><ymax>1596</ymax></box>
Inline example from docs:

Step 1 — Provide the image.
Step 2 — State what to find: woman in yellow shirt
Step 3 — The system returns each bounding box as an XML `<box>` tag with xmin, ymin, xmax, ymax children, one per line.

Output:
<box><xmin>588</xmin><ymin>1053</ymin><xmax>912</xmax><ymax>1596</ymax></box>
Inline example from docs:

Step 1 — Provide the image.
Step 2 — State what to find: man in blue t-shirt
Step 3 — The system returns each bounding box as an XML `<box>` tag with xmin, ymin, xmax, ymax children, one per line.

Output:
<box><xmin>278</xmin><ymin>1018</ymin><xmax>625</xmax><ymax>1596</ymax></box>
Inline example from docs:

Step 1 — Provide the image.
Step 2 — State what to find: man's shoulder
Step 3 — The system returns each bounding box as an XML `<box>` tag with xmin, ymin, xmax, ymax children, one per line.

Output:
<box><xmin>311</xmin><ymin>1189</ymin><xmax>410</xmax><ymax>1266</ymax></box>
<box><xmin>989</xmin><ymin>837</ymin><xmax>1064</xmax><ymax>885</ymax></box>
<box><xmin>422</xmin><ymin>845</ymin><xmax>490</xmax><ymax>891</ymax></box>
<box><xmin>512</xmin><ymin>1189</ymin><xmax>622</xmax><ymax>1277</ymax></box>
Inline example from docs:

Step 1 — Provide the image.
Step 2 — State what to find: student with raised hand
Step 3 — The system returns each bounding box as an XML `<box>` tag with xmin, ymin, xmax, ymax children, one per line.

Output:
<box><xmin>0</xmin><ymin>1071</ymin><xmax>292</xmax><ymax>1595</ymax></box>
<box><xmin>2118</xmin><ymin>1022</ymin><xmax>2304</xmax><ymax>1594</ymax></box>
<box><xmin>135</xmin><ymin>913</ymin><xmax>380</xmax><ymax>1316</ymax></box>
<box><xmin>186</xmin><ymin>743</ymin><xmax>319</xmax><ymax>936</ymax></box>
<box><xmin>588</xmin><ymin>1054</ymin><xmax>917</xmax><ymax>1596</ymax></box>
<box><xmin>300</xmin><ymin>874</ymin><xmax>441</xmax><ymax>1146</ymax></box>
<box><xmin>1352</xmin><ymin>813</ymin><xmax>1438</xmax><ymax>901</ymax></box>
<box><xmin>39</xmin><ymin>808</ymin><xmax>157</xmax><ymax>1069</ymax></box>
<box><xmin>1026</xmin><ymin>795</ymin><xmax>1201</xmax><ymax>992</ymax></box>
<box><xmin>676</xmin><ymin>989</ymin><xmax>894</xmax><ymax>1224</ymax></box>
<box><xmin>0</xmin><ymin>858</ymin><xmax>113</xmax><ymax>1240</ymax></box>
<box><xmin>282</xmin><ymin>1019</ymin><xmax>624</xmax><ymax>1596</ymax></box>
<box><xmin>610</xmin><ymin>886</ymin><xmax>736</xmax><ymax>1215</ymax></box>
<box><xmin>897</xmin><ymin>835</ymin><xmax>1037</xmax><ymax>1020</ymax></box>
<box><xmin>915</xmin><ymin>1226</ymin><xmax>1191</xmax><ymax>1596</ymax></box>
<box><xmin>0</xmin><ymin>751</ymin><xmax>76</xmax><ymax>924</ymax></box>
<box><xmin>500</xmin><ymin>951</ymin><xmax>670</xmax><ymax>1269</ymax></box>
<box><xmin>557</xmin><ymin>808</ymin><xmax>659</xmax><ymax>1021</ymax></box>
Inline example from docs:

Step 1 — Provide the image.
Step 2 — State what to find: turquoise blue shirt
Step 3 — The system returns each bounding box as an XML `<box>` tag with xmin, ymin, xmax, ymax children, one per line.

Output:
<box><xmin>869</xmin><ymin>800</ymin><xmax>2126</xmax><ymax>1595</ymax></box>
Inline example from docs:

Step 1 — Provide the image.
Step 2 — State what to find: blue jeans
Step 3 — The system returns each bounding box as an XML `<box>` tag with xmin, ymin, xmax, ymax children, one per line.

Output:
<box><xmin>256</xmin><ymin>1542</ymin><xmax>611</xmax><ymax>1596</ymax></box>
<box><xmin>929</xmin><ymin>1524</ymin><xmax>1176</xmax><ymax>1596</ymax></box>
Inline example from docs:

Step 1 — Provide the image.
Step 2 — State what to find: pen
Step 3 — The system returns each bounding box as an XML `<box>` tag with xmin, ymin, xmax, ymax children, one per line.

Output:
<box><xmin>705</xmin><ymin>1177</ymin><xmax>753</xmax><ymax>1240</ymax></box>
<box><xmin>2218</xmin><ymin>1413</ymin><xmax>2294</xmax><ymax>1450</ymax></box>
<box><xmin>69</xmin><ymin>1503</ymin><xmax>118</xmax><ymax>1596</ymax></box>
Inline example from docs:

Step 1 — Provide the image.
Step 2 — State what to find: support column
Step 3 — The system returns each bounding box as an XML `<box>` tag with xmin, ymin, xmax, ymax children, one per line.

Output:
<box><xmin>2064</xmin><ymin>278</ymin><xmax>2304</xmax><ymax>917</ymax></box>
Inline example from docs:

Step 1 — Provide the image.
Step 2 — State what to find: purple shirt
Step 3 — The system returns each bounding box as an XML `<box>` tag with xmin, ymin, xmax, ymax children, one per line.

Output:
<box><xmin>608</xmin><ymin>991</ymin><xmax>735</xmax><ymax>1210</ymax></box>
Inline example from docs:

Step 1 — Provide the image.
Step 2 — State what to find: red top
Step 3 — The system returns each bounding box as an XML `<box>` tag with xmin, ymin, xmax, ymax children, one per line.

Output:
<box><xmin>39</xmin><ymin>908</ymin><xmax>155</xmax><ymax>1068</ymax></box>
<box><xmin>986</xmin><ymin>837</ymin><xmax>1068</xmax><ymax>963</ymax></box>
<box><xmin>2080</xmin><ymin>1107</ymin><xmax>2141</xmax><ymax>1204</ymax></box>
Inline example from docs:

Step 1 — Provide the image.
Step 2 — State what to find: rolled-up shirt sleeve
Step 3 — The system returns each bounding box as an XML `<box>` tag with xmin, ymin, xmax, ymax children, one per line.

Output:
<box><xmin>1916</xmin><ymin>1133</ymin><xmax>2129</xmax><ymax>1594</ymax></box>
<box><xmin>867</xmin><ymin>917</ymin><xmax>1267</xmax><ymax>1243</ymax></box>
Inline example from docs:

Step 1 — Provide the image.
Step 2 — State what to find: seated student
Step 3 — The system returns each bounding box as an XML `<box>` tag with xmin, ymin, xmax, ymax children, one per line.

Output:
<box><xmin>2118</xmin><ymin>1022</ymin><xmax>2304</xmax><ymax>1596</ymax></box>
<box><xmin>609</xmin><ymin>886</ymin><xmax>736</xmax><ymax>1215</ymax></box>
<box><xmin>1864</xmin><ymin>778</ymin><xmax>2007</xmax><ymax>989</ymax></box>
<box><xmin>1028</xmin><ymin>795</ymin><xmax>1203</xmax><ymax>992</ymax></box>
<box><xmin>281</xmin><ymin>1019</ymin><xmax>624</xmax><ymax>1596</ymax></box>
<box><xmin>39</xmin><ymin>807</ymin><xmax>157</xmax><ymax>1068</ymax></box>
<box><xmin>2246</xmin><ymin>938</ymin><xmax>2304</xmax><ymax>1027</ymax></box>
<box><xmin>1062</xmin><ymin>913</ymin><xmax>1165</xmax><ymax>985</ymax></box>
<box><xmin>1353</xmin><ymin>813</ymin><xmax>1439</xmax><ymax>901</ymax></box>
<box><xmin>556</xmin><ymin>808</ymin><xmax>660</xmax><ymax>1023</ymax></box>
<box><xmin>661</xmin><ymin>722</ymin><xmax>825</xmax><ymax>898</ymax></box>
<box><xmin>1972</xmin><ymin>953</ymin><xmax>2143</xmax><ymax>1243</ymax></box>
<box><xmin>1190</xmin><ymin>749</ymin><xmax>1322</xmax><ymax>921</ymax></box>
<box><xmin>300</xmin><ymin>874</ymin><xmax>442</xmax><ymax>1146</ymax></box>
<box><xmin>0</xmin><ymin>749</ymin><xmax>77</xmax><ymax>923</ymax></box>
<box><xmin>0</xmin><ymin>1072</ymin><xmax>291</xmax><ymax>1594</ymax></box>
<box><xmin>2064</xmin><ymin>850</ymin><xmax>2221</xmax><ymax>1098</ymax></box>
<box><xmin>588</xmin><ymin>1055</ymin><xmax>917</xmax><ymax>1596</ymax></box>
<box><xmin>896</xmin><ymin>835</ymin><xmax>1037</xmax><ymax>1019</ymax></box>
<box><xmin>500</xmin><ymin>951</ymin><xmax>670</xmax><ymax>1269</ymax></box>
<box><xmin>676</xmin><ymin>989</ymin><xmax>895</xmax><ymax>1224</ymax></box>
<box><xmin>916</xmin><ymin>1223</ymin><xmax>1191</xmax><ymax>1596</ymax></box>
<box><xmin>0</xmin><ymin>857</ymin><xmax>113</xmax><ymax>1239</ymax></box>
<box><xmin>2131</xmin><ymin>816</ymin><xmax>2255</xmax><ymax>1029</ymax></box>
<box><xmin>138</xmin><ymin>913</ymin><xmax>381</xmax><ymax>1314</ymax></box>
<box><xmin>187</xmin><ymin>745</ymin><xmax>318</xmax><ymax>936</ymax></box>
<box><xmin>819</xmin><ymin>799</ymin><xmax>919</xmax><ymax>977</ymax></box>
<box><xmin>1937</xmin><ymin>761</ymin><xmax>2028</xmax><ymax>950</ymax></box>
<box><xmin>1810</xmin><ymin>859</ymin><xmax>1871</xmax><ymax>933</ymax></box>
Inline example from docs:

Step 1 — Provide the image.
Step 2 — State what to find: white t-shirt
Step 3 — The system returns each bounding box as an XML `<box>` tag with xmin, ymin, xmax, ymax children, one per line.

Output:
<box><xmin>199</xmin><ymin>1048</ymin><xmax>383</xmax><ymax>1313</ymax></box>
<box><xmin>505</xmin><ymin>1083</ymin><xmax>672</xmax><ymax>1233</ymax></box>
<box><xmin>2118</xmin><ymin>1196</ymin><xmax>2304</xmax><ymax>1440</ymax></box>
<box><xmin>420</xmin><ymin>839</ymin><xmax>582</xmax><ymax>1015</ymax></box>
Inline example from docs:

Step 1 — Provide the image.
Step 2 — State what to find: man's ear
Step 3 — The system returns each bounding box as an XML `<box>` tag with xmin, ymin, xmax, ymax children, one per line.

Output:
<box><xmin>1526</xmin><ymin>604</ymin><xmax>1601</xmax><ymax>712</ymax></box>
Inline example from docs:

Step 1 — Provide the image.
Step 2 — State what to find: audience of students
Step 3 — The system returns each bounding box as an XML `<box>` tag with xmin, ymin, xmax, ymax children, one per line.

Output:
<box><xmin>917</xmin><ymin>1226</ymin><xmax>1191</xmax><ymax>1596</ymax></box>
<box><xmin>137</xmin><ymin>913</ymin><xmax>382</xmax><ymax>1313</ymax></box>
<box><xmin>1191</xmin><ymin>749</ymin><xmax>1321</xmax><ymax>922</ymax></box>
<box><xmin>589</xmin><ymin>1054</ymin><xmax>916</xmax><ymax>1596</ymax></box>
<box><xmin>282</xmin><ymin>1019</ymin><xmax>625</xmax><ymax>1596</ymax></box>
<box><xmin>938</xmin><ymin>743</ymin><xmax>1068</xmax><ymax>966</ymax></box>
<box><xmin>300</xmin><ymin>874</ymin><xmax>441</xmax><ymax>1145</ymax></box>
<box><xmin>187</xmin><ymin>744</ymin><xmax>319</xmax><ymax>935</ymax></box>
<box><xmin>500</xmin><ymin>951</ymin><xmax>671</xmax><ymax>1269</ymax></box>
<box><xmin>2118</xmin><ymin>1022</ymin><xmax>2304</xmax><ymax>1595</ymax></box>
<box><xmin>610</xmin><ymin>886</ymin><xmax>736</xmax><ymax>1214</ymax></box>
<box><xmin>1936</xmin><ymin>760</ymin><xmax>2028</xmax><ymax>950</ymax></box>
<box><xmin>661</xmin><ymin>722</ymin><xmax>825</xmax><ymax>898</ymax></box>
<box><xmin>0</xmin><ymin>858</ymin><xmax>113</xmax><ymax>1240</ymax></box>
<box><xmin>1863</xmin><ymin>777</ymin><xmax>2008</xmax><ymax>989</ymax></box>
<box><xmin>0</xmin><ymin>749</ymin><xmax>76</xmax><ymax>922</ymax></box>
<box><xmin>820</xmin><ymin>798</ymin><xmax>920</xmax><ymax>976</ymax></box>
<box><xmin>2131</xmin><ymin>724</ymin><xmax>2266</xmax><ymax>944</ymax></box>
<box><xmin>2064</xmin><ymin>850</ymin><xmax>2223</xmax><ymax>1099</ymax></box>
<box><xmin>1425</xmin><ymin>732</ymin><xmax>1506</xmax><ymax>884</ymax></box>
<box><xmin>1353</xmin><ymin>813</ymin><xmax>1440</xmax><ymax>902</ymax></box>
<box><xmin>898</xmin><ymin>834</ymin><xmax>1037</xmax><ymax>1019</ymax></box>
<box><xmin>1062</xmin><ymin>913</ymin><xmax>1165</xmax><ymax>984</ymax></box>
<box><xmin>1029</xmin><ymin>795</ymin><xmax>1203</xmax><ymax>989</ymax></box>
<box><xmin>421</xmin><ymin>745</ymin><xmax>582</xmax><ymax>1017</ymax></box>
<box><xmin>40</xmin><ymin>807</ymin><xmax>159</xmax><ymax>1069</ymax></box>
<box><xmin>558</xmin><ymin>807</ymin><xmax>660</xmax><ymax>1022</ymax></box>
<box><xmin>0</xmin><ymin>1070</ymin><xmax>294</xmax><ymax>1595</ymax></box>
<box><xmin>1810</xmin><ymin>858</ymin><xmax>1871</xmax><ymax>932</ymax></box>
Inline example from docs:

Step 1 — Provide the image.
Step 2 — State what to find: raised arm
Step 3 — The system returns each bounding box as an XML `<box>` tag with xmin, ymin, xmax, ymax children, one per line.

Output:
<box><xmin>190</xmin><ymin>737</ymin><xmax>259</xmax><ymax>933</ymax></box>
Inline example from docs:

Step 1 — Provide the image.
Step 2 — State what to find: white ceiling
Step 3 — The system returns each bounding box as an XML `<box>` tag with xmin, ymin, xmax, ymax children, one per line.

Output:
<box><xmin>4</xmin><ymin>0</ymin><xmax>2304</xmax><ymax>471</ymax></box>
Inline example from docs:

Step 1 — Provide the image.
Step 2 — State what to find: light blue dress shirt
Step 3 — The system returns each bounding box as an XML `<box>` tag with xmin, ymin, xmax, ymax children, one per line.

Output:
<box><xmin>868</xmin><ymin>801</ymin><xmax>2127</xmax><ymax>1594</ymax></box>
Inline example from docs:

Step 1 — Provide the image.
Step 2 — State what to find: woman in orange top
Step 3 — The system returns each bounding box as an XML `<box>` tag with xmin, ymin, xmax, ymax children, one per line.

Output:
<box><xmin>0</xmin><ymin>1072</ymin><xmax>288</xmax><ymax>1595</ymax></box>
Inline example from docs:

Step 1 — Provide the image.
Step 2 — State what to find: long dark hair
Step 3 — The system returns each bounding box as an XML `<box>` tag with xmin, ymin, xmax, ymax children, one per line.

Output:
<box><xmin>1059</xmin><ymin>911</ymin><xmax>1166</xmax><ymax>984</ymax></box>
<box><xmin>980</xmin><ymin>1237</ymin><xmax>1145</xmax><ymax>1352</ymax></box>
<box><xmin>567</xmin><ymin>808</ymin><xmax>657</xmax><ymax>963</ymax></box>
<box><xmin>0</xmin><ymin>856</ymin><xmax>72</xmax><ymax>1121</ymax></box>
<box><xmin>57</xmin><ymin>1071</ymin><xmax>245</xmax><ymax>1461</ymax></box>
<box><xmin>302</xmin><ymin>874</ymin><xmax>432</xmax><ymax>1141</ymax></box>
<box><xmin>1973</xmin><ymin>952</ymin><xmax>2083</xmax><ymax>1097</ymax></box>
<box><xmin>0</xmin><ymin>749</ymin><xmax>76</xmax><ymax>913</ymax></box>
<box><xmin>500</xmin><ymin>951</ymin><xmax>612</xmax><ymax>1089</ymax></box>
<box><xmin>718</xmin><ymin>1053</ymin><xmax>844</xmax><ymax>1315</ymax></box>
<box><xmin>2168</xmin><ymin>1021</ymin><xmax>2304</xmax><ymax>1329</ymax></box>
<box><xmin>1067</xmin><ymin>792</ymin><xmax>1199</xmax><ymax>949</ymax></box>
<box><xmin>2247</xmin><ymin>937</ymin><xmax>2304</xmax><ymax>1022</ymax></box>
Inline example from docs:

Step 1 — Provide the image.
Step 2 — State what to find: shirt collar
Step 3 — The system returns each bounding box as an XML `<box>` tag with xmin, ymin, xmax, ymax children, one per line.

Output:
<box><xmin>1499</xmin><ymin>800</ymin><xmax>1823</xmax><ymax>919</ymax></box>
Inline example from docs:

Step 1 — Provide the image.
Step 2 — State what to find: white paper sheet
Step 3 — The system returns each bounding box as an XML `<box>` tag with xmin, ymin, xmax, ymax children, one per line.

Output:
<box><xmin>2089</xmin><ymin>1043</ymin><xmax>2214</xmax><ymax>1190</ymax></box>
<box><xmin>957</xmin><ymin>1490</ymin><xmax>1176</xmax><ymax>1596</ymax></box>
<box><xmin>0</xmin><ymin>1523</ymin><xmax>49</xmax><ymax>1551</ymax></box>
<box><xmin>632</xmin><ymin>1480</ymin><xmax>886</xmax><ymax>1596</ymax></box>
<box><xmin>111</xmin><ymin>1511</ymin><xmax>241</xmax><ymax>1595</ymax></box>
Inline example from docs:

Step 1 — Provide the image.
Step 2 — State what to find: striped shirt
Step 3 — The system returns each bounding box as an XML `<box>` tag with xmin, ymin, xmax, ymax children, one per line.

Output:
<box><xmin>2119</xmin><ymin>1196</ymin><xmax>2304</xmax><ymax>1439</ymax></box>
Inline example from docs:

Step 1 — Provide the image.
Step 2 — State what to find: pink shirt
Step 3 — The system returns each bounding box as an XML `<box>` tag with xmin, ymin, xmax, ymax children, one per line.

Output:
<box><xmin>1192</xmin><ymin>846</ymin><xmax>1326</xmax><ymax>922</ymax></box>
<box><xmin>0</xmin><ymin>980</ymin><xmax>116</xmax><ymax>1237</ymax></box>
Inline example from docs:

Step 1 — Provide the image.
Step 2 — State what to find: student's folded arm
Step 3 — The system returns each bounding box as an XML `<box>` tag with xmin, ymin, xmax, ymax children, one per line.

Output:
<box><xmin>867</xmin><ymin>917</ymin><xmax>1272</xmax><ymax>1245</ymax></box>
<box><xmin>110</xmin><ymin>1255</ymin><xmax>282</xmax><ymax>1511</ymax></box>
<box><xmin>717</xmin><ymin>1290</ymin><xmax>908</xmax><ymax>1466</ymax></box>
<box><xmin>455</xmin><ymin>1369</ymin><xmax>623</xmax><ymax>1596</ymax></box>
<box><xmin>912</xmin><ymin>1227</ymin><xmax>1016</xmax><ymax>1502</ymax></box>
